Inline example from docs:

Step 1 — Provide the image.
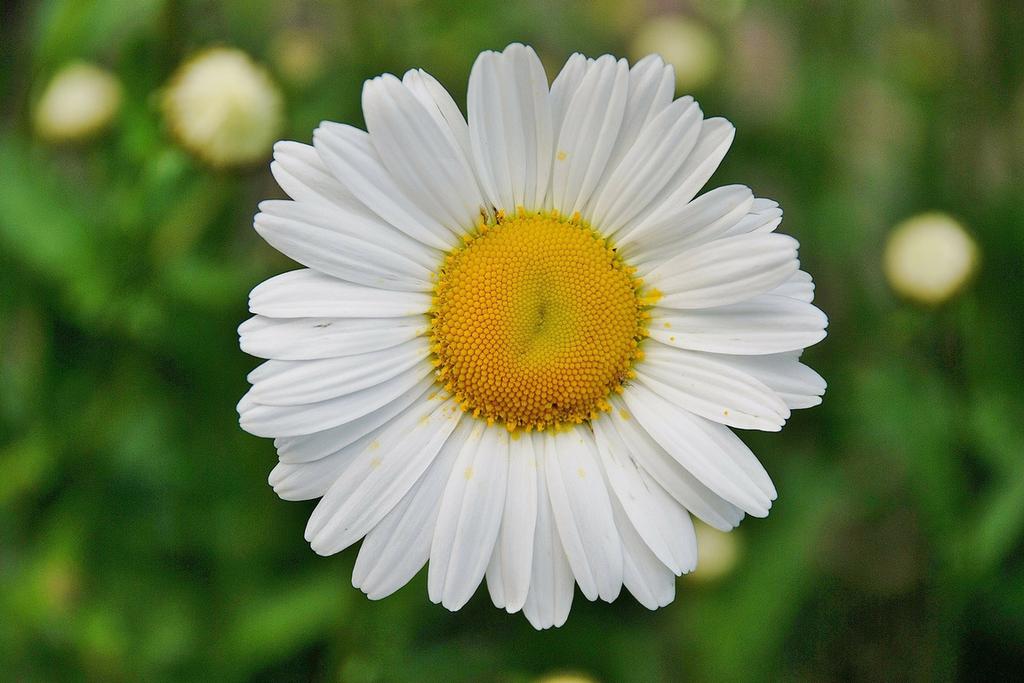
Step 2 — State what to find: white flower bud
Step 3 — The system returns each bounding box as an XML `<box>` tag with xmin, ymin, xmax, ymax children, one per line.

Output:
<box><xmin>884</xmin><ymin>212</ymin><xmax>979</xmax><ymax>304</ymax></box>
<box><xmin>34</xmin><ymin>62</ymin><xmax>122</xmax><ymax>142</ymax></box>
<box><xmin>162</xmin><ymin>47</ymin><xmax>284</xmax><ymax>167</ymax></box>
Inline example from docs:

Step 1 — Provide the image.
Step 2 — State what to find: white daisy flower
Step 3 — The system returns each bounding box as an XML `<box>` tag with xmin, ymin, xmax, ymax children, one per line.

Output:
<box><xmin>238</xmin><ymin>43</ymin><xmax>827</xmax><ymax>629</ymax></box>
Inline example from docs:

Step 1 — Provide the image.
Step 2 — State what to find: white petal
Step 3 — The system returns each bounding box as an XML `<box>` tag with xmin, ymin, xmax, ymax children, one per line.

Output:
<box><xmin>638</xmin><ymin>343</ymin><xmax>791</xmax><ymax>430</ymax></box>
<box><xmin>593</xmin><ymin>421</ymin><xmax>697</xmax><ymax>574</ymax></box>
<box><xmin>644</xmin><ymin>233</ymin><xmax>800</xmax><ymax>309</ymax></box>
<box><xmin>254</xmin><ymin>202</ymin><xmax>434</xmax><ymax>291</ymax></box>
<box><xmin>248</xmin><ymin>269</ymin><xmax>431</xmax><ymax>319</ymax></box>
<box><xmin>269</xmin><ymin>451</ymin><xmax>355</xmax><ymax>501</ymax></box>
<box><xmin>304</xmin><ymin>396</ymin><xmax>462</xmax><ymax>555</ymax></box>
<box><xmin>314</xmin><ymin>122</ymin><xmax>458</xmax><ymax>250</ymax></box>
<box><xmin>648</xmin><ymin>295</ymin><xmax>827</xmax><ymax>356</ymax></box>
<box><xmin>271</xmin><ymin>141</ymin><xmax>360</xmax><ymax>209</ymax></box>
<box><xmin>718</xmin><ymin>197</ymin><xmax>783</xmax><ymax>239</ymax></box>
<box><xmin>620</xmin><ymin>383</ymin><xmax>774</xmax><ymax>517</ymax></box>
<box><xmin>596</xmin><ymin>403</ymin><xmax>744</xmax><ymax>531</ymax></box>
<box><xmin>612</xmin><ymin>494</ymin><xmax>677</xmax><ymax>610</ymax></box>
<box><xmin>544</xmin><ymin>429</ymin><xmax>622</xmax><ymax>602</ymax></box>
<box><xmin>268</xmin><ymin>380</ymin><xmax>437</xmax><ymax>500</ymax></box>
<box><xmin>402</xmin><ymin>69</ymin><xmax>475</xmax><ymax>178</ymax></box>
<box><xmin>363</xmin><ymin>74</ymin><xmax>483</xmax><ymax>231</ymax></box>
<box><xmin>428</xmin><ymin>423</ymin><xmax>510</xmax><ymax>610</ymax></box>
<box><xmin>522</xmin><ymin>440</ymin><xmax>575</xmax><ymax>630</ymax></box>
<box><xmin>771</xmin><ymin>270</ymin><xmax>815</xmax><ymax>303</ymax></box>
<box><xmin>238</xmin><ymin>315</ymin><xmax>428</xmax><ymax>361</ymax></box>
<box><xmin>619</xmin><ymin>185</ymin><xmax>754</xmax><ymax>263</ymax></box>
<box><xmin>601</xmin><ymin>54</ymin><xmax>676</xmax><ymax>179</ymax></box>
<box><xmin>246</xmin><ymin>338</ymin><xmax>429</xmax><ymax>406</ymax></box>
<box><xmin>238</xmin><ymin>363</ymin><xmax>432</xmax><ymax>438</ymax></box>
<box><xmin>468</xmin><ymin>44</ymin><xmax>553</xmax><ymax>213</ymax></box>
<box><xmin>550</xmin><ymin>55</ymin><xmax>629</xmax><ymax>216</ymax></box>
<box><xmin>273</xmin><ymin>374</ymin><xmax>436</xmax><ymax>463</ymax></box>
<box><xmin>352</xmin><ymin>418</ymin><xmax>472</xmax><ymax>599</ymax></box>
<box><xmin>623</xmin><ymin>117</ymin><xmax>736</xmax><ymax>231</ymax></box>
<box><xmin>588</xmin><ymin>96</ymin><xmax>703</xmax><ymax>233</ymax></box>
<box><xmin>548</xmin><ymin>53</ymin><xmax>588</xmax><ymax>139</ymax></box>
<box><xmin>702</xmin><ymin>351</ymin><xmax>827</xmax><ymax>409</ymax></box>
<box><xmin>485</xmin><ymin>432</ymin><xmax>538</xmax><ymax>612</ymax></box>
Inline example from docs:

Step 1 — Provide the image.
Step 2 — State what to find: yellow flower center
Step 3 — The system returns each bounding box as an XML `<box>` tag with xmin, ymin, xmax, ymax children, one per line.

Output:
<box><xmin>431</xmin><ymin>211</ymin><xmax>650</xmax><ymax>431</ymax></box>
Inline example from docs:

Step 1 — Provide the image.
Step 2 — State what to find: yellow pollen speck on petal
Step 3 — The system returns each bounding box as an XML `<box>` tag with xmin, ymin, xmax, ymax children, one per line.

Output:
<box><xmin>369</xmin><ymin>440</ymin><xmax>380</xmax><ymax>450</ymax></box>
<box><xmin>464</xmin><ymin>467</ymin><xmax>475</xmax><ymax>480</ymax></box>
<box><xmin>430</xmin><ymin>211</ymin><xmax>649</xmax><ymax>431</ymax></box>
<box><xmin>557</xmin><ymin>150</ymin><xmax>567</xmax><ymax>161</ymax></box>
<box><xmin>369</xmin><ymin>456</ymin><xmax>382</xmax><ymax>469</ymax></box>
<box><xmin>577</xmin><ymin>467</ymin><xmax>587</xmax><ymax>479</ymax></box>
<box><xmin>618</xmin><ymin>408</ymin><xmax>631</xmax><ymax>421</ymax></box>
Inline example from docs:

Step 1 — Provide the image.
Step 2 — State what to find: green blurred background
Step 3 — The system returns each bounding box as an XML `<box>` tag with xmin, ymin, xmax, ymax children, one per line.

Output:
<box><xmin>2</xmin><ymin>0</ymin><xmax>1023</xmax><ymax>680</ymax></box>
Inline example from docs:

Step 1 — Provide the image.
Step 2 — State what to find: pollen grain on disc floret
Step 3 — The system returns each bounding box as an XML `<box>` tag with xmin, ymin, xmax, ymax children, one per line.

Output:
<box><xmin>429</xmin><ymin>209</ymin><xmax>654</xmax><ymax>432</ymax></box>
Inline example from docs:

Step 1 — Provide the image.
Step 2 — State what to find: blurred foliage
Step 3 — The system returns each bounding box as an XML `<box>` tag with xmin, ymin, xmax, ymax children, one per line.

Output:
<box><xmin>2</xmin><ymin>0</ymin><xmax>1024</xmax><ymax>681</ymax></box>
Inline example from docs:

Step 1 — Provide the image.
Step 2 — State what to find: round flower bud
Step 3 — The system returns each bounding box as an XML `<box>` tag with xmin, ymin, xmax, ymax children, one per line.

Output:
<box><xmin>34</xmin><ymin>62</ymin><xmax>122</xmax><ymax>142</ymax></box>
<box><xmin>162</xmin><ymin>47</ymin><xmax>284</xmax><ymax>167</ymax></box>
<box><xmin>884</xmin><ymin>212</ymin><xmax>979</xmax><ymax>304</ymax></box>
<box><xmin>631</xmin><ymin>15</ymin><xmax>720</xmax><ymax>91</ymax></box>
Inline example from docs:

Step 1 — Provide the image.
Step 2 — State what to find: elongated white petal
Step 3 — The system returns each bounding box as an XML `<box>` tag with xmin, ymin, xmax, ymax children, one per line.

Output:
<box><xmin>648</xmin><ymin>295</ymin><xmax>827</xmax><ymax>356</ymax></box>
<box><xmin>601</xmin><ymin>54</ymin><xmax>676</xmax><ymax>178</ymax></box>
<box><xmin>248</xmin><ymin>269</ymin><xmax>431</xmax><ymax>319</ymax></box>
<box><xmin>271</xmin><ymin>141</ymin><xmax>360</xmax><ymax>209</ymax></box>
<box><xmin>471</xmin><ymin>44</ymin><xmax>553</xmax><ymax>213</ymax></box>
<box><xmin>485</xmin><ymin>432</ymin><xmax>538</xmax><ymax>612</ymax></box>
<box><xmin>612</xmin><ymin>494</ymin><xmax>677</xmax><ymax>610</ymax></box>
<box><xmin>353</xmin><ymin>419</ymin><xmax>472</xmax><ymax>599</ymax></box>
<box><xmin>588</xmin><ymin>96</ymin><xmax>702</xmax><ymax>233</ymax></box>
<box><xmin>254</xmin><ymin>203</ymin><xmax>434</xmax><ymax>291</ymax></box>
<box><xmin>621</xmin><ymin>383</ymin><xmax>774</xmax><ymax>517</ymax></box>
<box><xmin>304</xmin><ymin>396</ymin><xmax>462</xmax><ymax>555</ymax></box>
<box><xmin>718</xmin><ymin>197</ymin><xmax>783</xmax><ymax>239</ymax></box>
<box><xmin>363</xmin><ymin>74</ymin><xmax>483</xmax><ymax>232</ymax></box>
<box><xmin>622</xmin><ymin>116</ymin><xmax>736</xmax><ymax>232</ymax></box>
<box><xmin>544</xmin><ymin>429</ymin><xmax>622</xmax><ymax>602</ymax></box>
<box><xmin>314</xmin><ymin>122</ymin><xmax>458</xmax><ymax>250</ymax></box>
<box><xmin>772</xmin><ymin>270</ymin><xmax>815</xmax><ymax>303</ymax></box>
<box><xmin>428</xmin><ymin>423</ymin><xmax>509</xmax><ymax>610</ymax></box>
<box><xmin>644</xmin><ymin>233</ymin><xmax>800</xmax><ymax>309</ymax></box>
<box><xmin>239</xmin><ymin>315</ymin><xmax>428</xmax><ymax>361</ymax></box>
<box><xmin>522</xmin><ymin>438</ymin><xmax>575</xmax><ymax>629</ymax></box>
<box><xmin>595</xmin><ymin>405</ymin><xmax>744</xmax><ymax>531</ymax></box>
<box><xmin>268</xmin><ymin>380</ymin><xmax>437</xmax><ymax>500</ymax></box>
<box><xmin>550</xmin><ymin>55</ymin><xmax>629</xmax><ymax>215</ymax></box>
<box><xmin>593</xmin><ymin>421</ymin><xmax>697</xmax><ymax>574</ymax></box>
<box><xmin>246</xmin><ymin>338</ymin><xmax>429</xmax><ymax>406</ymax></box>
<box><xmin>259</xmin><ymin>199</ymin><xmax>439</xmax><ymax>270</ymax></box>
<box><xmin>638</xmin><ymin>343</ymin><xmax>791</xmax><ymax>430</ymax></box>
<box><xmin>548</xmin><ymin>53</ymin><xmax>588</xmax><ymax>138</ymax></box>
<box><xmin>702</xmin><ymin>351</ymin><xmax>827</xmax><ymax>409</ymax></box>
<box><xmin>273</xmin><ymin>374</ymin><xmax>435</xmax><ymax>463</ymax></box>
<box><xmin>620</xmin><ymin>185</ymin><xmax>754</xmax><ymax>262</ymax></box>
<box><xmin>238</xmin><ymin>363</ymin><xmax>432</xmax><ymax>438</ymax></box>
<box><xmin>402</xmin><ymin>69</ymin><xmax>475</xmax><ymax>178</ymax></box>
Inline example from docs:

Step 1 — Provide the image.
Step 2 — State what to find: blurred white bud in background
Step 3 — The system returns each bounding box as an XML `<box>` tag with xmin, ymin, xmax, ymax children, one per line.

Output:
<box><xmin>688</xmin><ymin>521</ymin><xmax>741</xmax><ymax>582</ymax></box>
<box><xmin>271</xmin><ymin>30</ymin><xmax>327</xmax><ymax>87</ymax></box>
<box><xmin>884</xmin><ymin>212</ymin><xmax>979</xmax><ymax>305</ymax></box>
<box><xmin>161</xmin><ymin>47</ymin><xmax>284</xmax><ymax>168</ymax></box>
<box><xmin>631</xmin><ymin>15</ymin><xmax>720</xmax><ymax>92</ymax></box>
<box><xmin>34</xmin><ymin>62</ymin><xmax>122</xmax><ymax>143</ymax></box>
<box><xmin>534</xmin><ymin>672</ymin><xmax>599</xmax><ymax>683</ymax></box>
